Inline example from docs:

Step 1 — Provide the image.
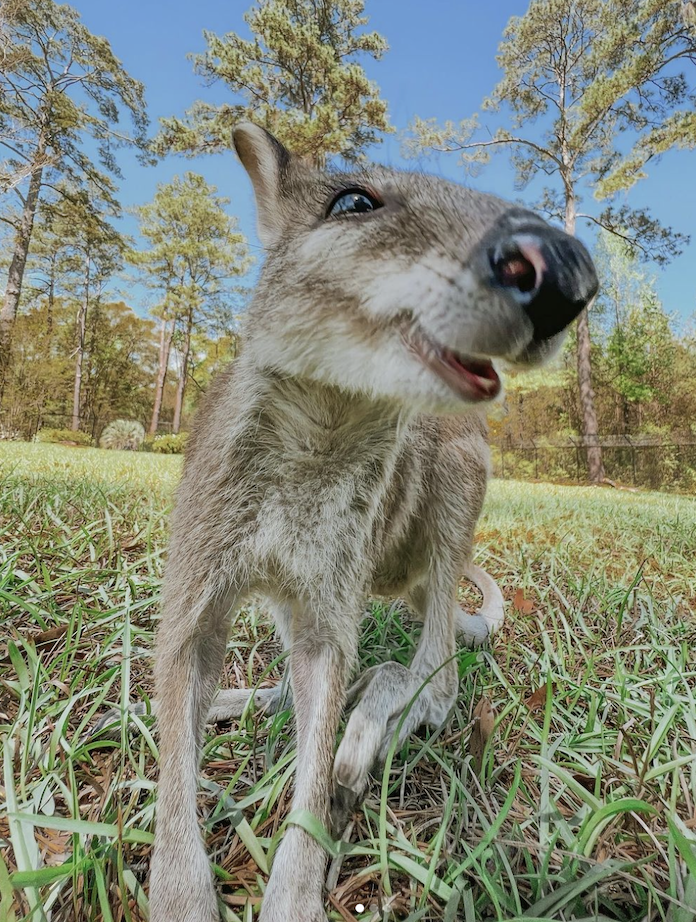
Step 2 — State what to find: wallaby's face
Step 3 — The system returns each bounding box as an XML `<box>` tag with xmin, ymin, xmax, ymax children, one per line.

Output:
<box><xmin>235</xmin><ymin>125</ymin><xmax>598</xmax><ymax>414</ymax></box>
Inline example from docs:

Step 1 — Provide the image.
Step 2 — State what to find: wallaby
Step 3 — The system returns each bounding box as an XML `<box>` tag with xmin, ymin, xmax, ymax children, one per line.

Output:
<box><xmin>148</xmin><ymin>123</ymin><xmax>598</xmax><ymax>922</ymax></box>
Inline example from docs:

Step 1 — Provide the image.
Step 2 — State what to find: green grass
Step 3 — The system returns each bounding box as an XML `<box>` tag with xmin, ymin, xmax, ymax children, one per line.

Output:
<box><xmin>2</xmin><ymin>442</ymin><xmax>696</xmax><ymax>922</ymax></box>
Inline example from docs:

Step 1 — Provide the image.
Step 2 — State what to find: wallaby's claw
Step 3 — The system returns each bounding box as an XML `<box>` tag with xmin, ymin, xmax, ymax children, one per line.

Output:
<box><xmin>330</xmin><ymin>781</ymin><xmax>362</xmax><ymax>839</ymax></box>
<box><xmin>88</xmin><ymin>701</ymin><xmax>151</xmax><ymax>742</ymax></box>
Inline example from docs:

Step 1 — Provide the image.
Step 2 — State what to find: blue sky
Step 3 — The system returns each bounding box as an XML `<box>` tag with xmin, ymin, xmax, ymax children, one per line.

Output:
<box><xmin>71</xmin><ymin>0</ymin><xmax>695</xmax><ymax>321</ymax></box>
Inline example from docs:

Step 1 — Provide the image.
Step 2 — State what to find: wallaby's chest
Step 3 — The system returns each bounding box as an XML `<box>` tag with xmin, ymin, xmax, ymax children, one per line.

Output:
<box><xmin>250</xmin><ymin>446</ymin><xmax>400</xmax><ymax>598</ymax></box>
<box><xmin>218</xmin><ymin>378</ymin><xmax>425</xmax><ymax>603</ymax></box>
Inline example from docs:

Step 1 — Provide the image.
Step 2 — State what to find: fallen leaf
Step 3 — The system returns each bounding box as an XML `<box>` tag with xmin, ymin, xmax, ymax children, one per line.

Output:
<box><xmin>572</xmin><ymin>772</ymin><xmax>596</xmax><ymax>792</ymax></box>
<box><xmin>36</xmin><ymin>828</ymin><xmax>71</xmax><ymax>866</ymax></box>
<box><xmin>32</xmin><ymin>625</ymin><xmax>69</xmax><ymax>646</ymax></box>
<box><xmin>525</xmin><ymin>681</ymin><xmax>554</xmax><ymax>711</ymax></box>
<box><xmin>513</xmin><ymin>588</ymin><xmax>534</xmax><ymax>615</ymax></box>
<box><xmin>3</xmin><ymin>625</ymin><xmax>71</xmax><ymax>664</ymax></box>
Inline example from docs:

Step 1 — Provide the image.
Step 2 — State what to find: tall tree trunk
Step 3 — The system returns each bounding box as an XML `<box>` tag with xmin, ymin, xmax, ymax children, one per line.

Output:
<box><xmin>46</xmin><ymin>251</ymin><xmax>56</xmax><ymax>340</ymax></box>
<box><xmin>172</xmin><ymin>315</ymin><xmax>192</xmax><ymax>435</ymax></box>
<box><xmin>149</xmin><ymin>316</ymin><xmax>174</xmax><ymax>436</ymax></box>
<box><xmin>72</xmin><ymin>251</ymin><xmax>90</xmax><ymax>431</ymax></box>
<box><xmin>0</xmin><ymin>157</ymin><xmax>45</xmax><ymax>401</ymax></box>
<box><xmin>82</xmin><ymin>293</ymin><xmax>103</xmax><ymax>431</ymax></box>
<box><xmin>565</xmin><ymin>189</ymin><xmax>605</xmax><ymax>483</ymax></box>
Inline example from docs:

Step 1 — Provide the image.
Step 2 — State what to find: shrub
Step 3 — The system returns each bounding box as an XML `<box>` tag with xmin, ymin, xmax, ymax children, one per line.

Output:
<box><xmin>149</xmin><ymin>432</ymin><xmax>188</xmax><ymax>455</ymax></box>
<box><xmin>0</xmin><ymin>423</ymin><xmax>21</xmax><ymax>441</ymax></box>
<box><xmin>35</xmin><ymin>428</ymin><xmax>92</xmax><ymax>446</ymax></box>
<box><xmin>99</xmin><ymin>419</ymin><xmax>145</xmax><ymax>451</ymax></box>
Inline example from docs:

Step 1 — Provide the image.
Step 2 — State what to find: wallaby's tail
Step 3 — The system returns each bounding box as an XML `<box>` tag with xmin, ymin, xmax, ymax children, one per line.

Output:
<box><xmin>461</xmin><ymin>562</ymin><xmax>505</xmax><ymax>637</ymax></box>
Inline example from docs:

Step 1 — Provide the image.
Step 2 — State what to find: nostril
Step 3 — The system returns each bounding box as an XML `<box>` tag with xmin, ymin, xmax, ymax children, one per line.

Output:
<box><xmin>486</xmin><ymin>219</ymin><xmax>598</xmax><ymax>343</ymax></box>
<box><xmin>491</xmin><ymin>236</ymin><xmax>547</xmax><ymax>299</ymax></box>
<box><xmin>495</xmin><ymin>253</ymin><xmax>538</xmax><ymax>293</ymax></box>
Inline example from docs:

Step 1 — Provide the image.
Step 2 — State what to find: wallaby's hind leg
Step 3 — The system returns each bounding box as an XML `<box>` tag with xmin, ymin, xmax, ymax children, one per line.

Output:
<box><xmin>91</xmin><ymin>679</ymin><xmax>286</xmax><ymax>739</ymax></box>
<box><xmin>149</xmin><ymin>577</ymin><xmax>242</xmax><ymax>922</ymax></box>
<box><xmin>331</xmin><ymin>659</ymin><xmax>429</xmax><ymax>831</ymax></box>
<box><xmin>209</xmin><ymin>600</ymin><xmax>293</xmax><ymax>721</ymax></box>
<box><xmin>94</xmin><ymin>601</ymin><xmax>293</xmax><ymax>735</ymax></box>
<box><xmin>206</xmin><ymin>684</ymin><xmax>289</xmax><ymax>721</ymax></box>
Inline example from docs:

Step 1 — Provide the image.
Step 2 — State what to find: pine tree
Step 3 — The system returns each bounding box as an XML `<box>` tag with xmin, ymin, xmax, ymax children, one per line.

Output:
<box><xmin>0</xmin><ymin>0</ymin><xmax>148</xmax><ymax>397</ymax></box>
<box><xmin>130</xmin><ymin>174</ymin><xmax>250</xmax><ymax>434</ymax></box>
<box><xmin>48</xmin><ymin>187</ymin><xmax>126</xmax><ymax>431</ymax></box>
<box><xmin>154</xmin><ymin>0</ymin><xmax>391</xmax><ymax>164</ymax></box>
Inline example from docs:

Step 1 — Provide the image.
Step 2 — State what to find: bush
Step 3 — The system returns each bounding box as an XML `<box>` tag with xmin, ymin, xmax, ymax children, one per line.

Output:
<box><xmin>99</xmin><ymin>419</ymin><xmax>145</xmax><ymax>451</ymax></box>
<box><xmin>148</xmin><ymin>432</ymin><xmax>188</xmax><ymax>454</ymax></box>
<box><xmin>35</xmin><ymin>428</ymin><xmax>92</xmax><ymax>446</ymax></box>
<box><xmin>0</xmin><ymin>423</ymin><xmax>21</xmax><ymax>441</ymax></box>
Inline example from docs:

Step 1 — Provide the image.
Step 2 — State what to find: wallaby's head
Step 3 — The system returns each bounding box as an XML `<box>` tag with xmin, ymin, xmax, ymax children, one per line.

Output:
<box><xmin>234</xmin><ymin>124</ymin><xmax>598</xmax><ymax>414</ymax></box>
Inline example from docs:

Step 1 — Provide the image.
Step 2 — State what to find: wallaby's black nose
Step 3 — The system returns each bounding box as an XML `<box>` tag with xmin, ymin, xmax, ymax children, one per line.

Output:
<box><xmin>490</xmin><ymin>229</ymin><xmax>599</xmax><ymax>341</ymax></box>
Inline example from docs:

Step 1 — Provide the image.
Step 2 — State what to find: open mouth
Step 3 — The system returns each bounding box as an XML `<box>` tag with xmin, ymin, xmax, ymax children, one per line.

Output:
<box><xmin>404</xmin><ymin>328</ymin><xmax>501</xmax><ymax>403</ymax></box>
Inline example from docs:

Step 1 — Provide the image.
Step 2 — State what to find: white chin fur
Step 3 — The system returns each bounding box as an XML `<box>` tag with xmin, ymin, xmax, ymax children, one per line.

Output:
<box><xmin>253</xmin><ymin>329</ymin><xmax>503</xmax><ymax>414</ymax></box>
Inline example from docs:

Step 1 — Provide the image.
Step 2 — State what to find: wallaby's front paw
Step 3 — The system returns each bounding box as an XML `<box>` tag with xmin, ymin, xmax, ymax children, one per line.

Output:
<box><xmin>260</xmin><ymin>895</ymin><xmax>328</xmax><ymax>922</ymax></box>
<box><xmin>149</xmin><ymin>848</ymin><xmax>218</xmax><ymax>922</ymax></box>
<box><xmin>261</xmin><ymin>832</ymin><xmax>328</xmax><ymax>922</ymax></box>
<box><xmin>333</xmin><ymin>660</ymin><xmax>456</xmax><ymax>797</ymax></box>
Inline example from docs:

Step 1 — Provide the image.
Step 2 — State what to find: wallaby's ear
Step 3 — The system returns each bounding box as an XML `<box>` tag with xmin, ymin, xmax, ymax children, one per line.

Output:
<box><xmin>233</xmin><ymin>123</ymin><xmax>291</xmax><ymax>247</ymax></box>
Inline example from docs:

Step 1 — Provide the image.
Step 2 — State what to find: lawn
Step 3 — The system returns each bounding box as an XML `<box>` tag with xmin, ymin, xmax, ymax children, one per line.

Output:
<box><xmin>2</xmin><ymin>442</ymin><xmax>696</xmax><ymax>922</ymax></box>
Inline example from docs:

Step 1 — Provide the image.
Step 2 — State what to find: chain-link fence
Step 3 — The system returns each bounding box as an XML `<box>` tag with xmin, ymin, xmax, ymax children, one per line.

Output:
<box><xmin>491</xmin><ymin>434</ymin><xmax>696</xmax><ymax>491</ymax></box>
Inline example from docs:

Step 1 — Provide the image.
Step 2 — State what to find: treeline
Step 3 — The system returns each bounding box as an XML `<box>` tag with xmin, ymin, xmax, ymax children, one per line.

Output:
<box><xmin>0</xmin><ymin>2</ymin><xmax>250</xmax><ymax>440</ymax></box>
<box><xmin>1</xmin><ymin>0</ymin><xmax>695</xmax><ymax>486</ymax></box>
<box><xmin>0</xmin><ymin>170</ymin><xmax>249</xmax><ymax>439</ymax></box>
<box><xmin>2</xmin><ymin>296</ymin><xmax>240</xmax><ymax>440</ymax></box>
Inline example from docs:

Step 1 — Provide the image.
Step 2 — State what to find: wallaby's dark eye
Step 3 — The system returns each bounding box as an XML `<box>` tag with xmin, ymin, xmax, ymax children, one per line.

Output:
<box><xmin>326</xmin><ymin>187</ymin><xmax>382</xmax><ymax>218</ymax></box>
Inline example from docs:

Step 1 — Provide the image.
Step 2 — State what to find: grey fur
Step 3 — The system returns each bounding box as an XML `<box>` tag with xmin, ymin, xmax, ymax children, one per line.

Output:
<box><xmin>148</xmin><ymin>124</ymin><xmax>598</xmax><ymax>922</ymax></box>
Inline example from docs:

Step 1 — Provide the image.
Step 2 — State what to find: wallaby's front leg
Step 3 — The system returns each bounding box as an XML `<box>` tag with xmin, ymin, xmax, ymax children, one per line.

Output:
<box><xmin>332</xmin><ymin>559</ymin><xmax>505</xmax><ymax>808</ymax></box>
<box><xmin>261</xmin><ymin>618</ymin><xmax>357</xmax><ymax>922</ymax></box>
<box><xmin>149</xmin><ymin>577</ymin><xmax>240</xmax><ymax>922</ymax></box>
<box><xmin>333</xmin><ymin>562</ymin><xmax>461</xmax><ymax>809</ymax></box>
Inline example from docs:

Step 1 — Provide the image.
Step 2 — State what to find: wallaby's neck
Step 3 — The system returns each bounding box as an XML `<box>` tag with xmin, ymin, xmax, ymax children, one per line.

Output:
<box><xmin>255</xmin><ymin>367</ymin><xmax>412</xmax><ymax>464</ymax></box>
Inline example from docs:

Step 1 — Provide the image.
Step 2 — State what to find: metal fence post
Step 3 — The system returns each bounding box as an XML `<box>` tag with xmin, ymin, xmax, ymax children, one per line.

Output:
<box><xmin>625</xmin><ymin>435</ymin><xmax>636</xmax><ymax>484</ymax></box>
<box><xmin>571</xmin><ymin>436</ymin><xmax>580</xmax><ymax>482</ymax></box>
